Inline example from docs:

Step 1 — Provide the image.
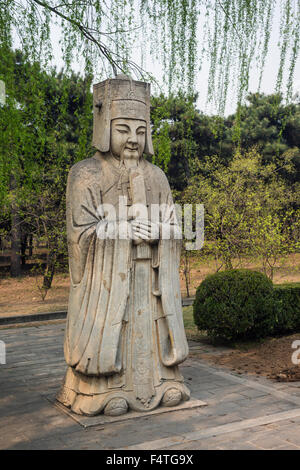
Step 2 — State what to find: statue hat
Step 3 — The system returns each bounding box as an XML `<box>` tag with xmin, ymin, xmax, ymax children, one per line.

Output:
<box><xmin>92</xmin><ymin>74</ymin><xmax>154</xmax><ymax>156</ymax></box>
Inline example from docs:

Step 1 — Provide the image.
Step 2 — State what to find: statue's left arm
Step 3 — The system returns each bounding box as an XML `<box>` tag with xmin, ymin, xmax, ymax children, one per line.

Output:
<box><xmin>155</xmin><ymin>168</ymin><xmax>189</xmax><ymax>367</ymax></box>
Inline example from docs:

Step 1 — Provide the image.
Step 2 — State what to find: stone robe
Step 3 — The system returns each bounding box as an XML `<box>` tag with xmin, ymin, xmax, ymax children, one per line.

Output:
<box><xmin>57</xmin><ymin>151</ymin><xmax>189</xmax><ymax>415</ymax></box>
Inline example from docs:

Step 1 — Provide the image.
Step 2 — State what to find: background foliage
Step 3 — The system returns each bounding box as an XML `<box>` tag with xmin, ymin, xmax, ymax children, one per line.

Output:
<box><xmin>0</xmin><ymin>1</ymin><xmax>300</xmax><ymax>302</ymax></box>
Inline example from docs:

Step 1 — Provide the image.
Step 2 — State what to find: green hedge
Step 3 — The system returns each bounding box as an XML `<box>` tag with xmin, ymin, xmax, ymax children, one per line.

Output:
<box><xmin>273</xmin><ymin>284</ymin><xmax>300</xmax><ymax>334</ymax></box>
<box><xmin>193</xmin><ymin>270</ymin><xmax>300</xmax><ymax>341</ymax></box>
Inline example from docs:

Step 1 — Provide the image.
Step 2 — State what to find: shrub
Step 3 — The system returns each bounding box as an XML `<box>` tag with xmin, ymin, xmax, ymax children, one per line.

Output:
<box><xmin>273</xmin><ymin>284</ymin><xmax>300</xmax><ymax>334</ymax></box>
<box><xmin>193</xmin><ymin>269</ymin><xmax>278</xmax><ymax>341</ymax></box>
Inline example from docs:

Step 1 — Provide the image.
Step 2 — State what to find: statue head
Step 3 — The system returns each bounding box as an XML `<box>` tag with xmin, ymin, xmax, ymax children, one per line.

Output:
<box><xmin>110</xmin><ymin>118</ymin><xmax>146</xmax><ymax>163</ymax></box>
<box><xmin>92</xmin><ymin>75</ymin><xmax>154</xmax><ymax>158</ymax></box>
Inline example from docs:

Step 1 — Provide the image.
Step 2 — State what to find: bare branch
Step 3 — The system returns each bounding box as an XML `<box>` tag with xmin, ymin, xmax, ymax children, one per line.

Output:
<box><xmin>30</xmin><ymin>0</ymin><xmax>124</xmax><ymax>74</ymax></box>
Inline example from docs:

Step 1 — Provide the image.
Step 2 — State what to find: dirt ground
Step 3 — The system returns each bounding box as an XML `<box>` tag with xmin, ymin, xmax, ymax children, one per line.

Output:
<box><xmin>184</xmin><ymin>252</ymin><xmax>300</xmax><ymax>296</ymax></box>
<box><xmin>0</xmin><ymin>273</ymin><xmax>70</xmax><ymax>317</ymax></box>
<box><xmin>200</xmin><ymin>333</ymin><xmax>300</xmax><ymax>382</ymax></box>
<box><xmin>1</xmin><ymin>252</ymin><xmax>300</xmax><ymax>317</ymax></box>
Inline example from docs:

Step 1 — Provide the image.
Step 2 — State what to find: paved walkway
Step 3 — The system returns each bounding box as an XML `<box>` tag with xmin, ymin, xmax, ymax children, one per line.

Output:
<box><xmin>1</xmin><ymin>322</ymin><xmax>300</xmax><ymax>450</ymax></box>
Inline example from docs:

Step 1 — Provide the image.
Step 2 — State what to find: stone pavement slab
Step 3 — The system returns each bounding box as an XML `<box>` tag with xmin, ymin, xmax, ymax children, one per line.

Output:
<box><xmin>48</xmin><ymin>395</ymin><xmax>207</xmax><ymax>428</ymax></box>
<box><xmin>1</xmin><ymin>323</ymin><xmax>300</xmax><ymax>450</ymax></box>
<box><xmin>123</xmin><ymin>408</ymin><xmax>300</xmax><ymax>450</ymax></box>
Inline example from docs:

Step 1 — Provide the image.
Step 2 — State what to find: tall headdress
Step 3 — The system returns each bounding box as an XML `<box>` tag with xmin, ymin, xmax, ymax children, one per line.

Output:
<box><xmin>92</xmin><ymin>74</ymin><xmax>154</xmax><ymax>156</ymax></box>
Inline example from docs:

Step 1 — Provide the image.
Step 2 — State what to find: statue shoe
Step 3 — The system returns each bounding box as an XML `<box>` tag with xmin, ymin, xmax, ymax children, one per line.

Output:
<box><xmin>104</xmin><ymin>398</ymin><xmax>128</xmax><ymax>416</ymax></box>
<box><xmin>161</xmin><ymin>388</ymin><xmax>182</xmax><ymax>407</ymax></box>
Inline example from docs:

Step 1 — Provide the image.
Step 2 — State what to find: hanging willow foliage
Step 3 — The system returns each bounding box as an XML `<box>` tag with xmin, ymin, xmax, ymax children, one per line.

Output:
<box><xmin>0</xmin><ymin>0</ymin><xmax>299</xmax><ymax>113</ymax></box>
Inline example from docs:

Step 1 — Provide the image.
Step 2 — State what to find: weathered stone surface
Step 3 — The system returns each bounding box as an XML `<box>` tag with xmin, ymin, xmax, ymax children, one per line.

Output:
<box><xmin>56</xmin><ymin>75</ymin><xmax>190</xmax><ymax>416</ymax></box>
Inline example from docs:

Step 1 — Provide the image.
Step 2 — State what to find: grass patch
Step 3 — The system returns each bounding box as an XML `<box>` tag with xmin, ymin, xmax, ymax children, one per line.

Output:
<box><xmin>183</xmin><ymin>306</ymin><xmax>194</xmax><ymax>329</ymax></box>
<box><xmin>275</xmin><ymin>282</ymin><xmax>300</xmax><ymax>288</ymax></box>
<box><xmin>183</xmin><ymin>305</ymin><xmax>207</xmax><ymax>341</ymax></box>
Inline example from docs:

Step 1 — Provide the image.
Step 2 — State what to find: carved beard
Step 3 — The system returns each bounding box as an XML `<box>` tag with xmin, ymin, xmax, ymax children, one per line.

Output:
<box><xmin>120</xmin><ymin>145</ymin><xmax>140</xmax><ymax>162</ymax></box>
<box><xmin>114</xmin><ymin>143</ymin><xmax>142</xmax><ymax>170</ymax></box>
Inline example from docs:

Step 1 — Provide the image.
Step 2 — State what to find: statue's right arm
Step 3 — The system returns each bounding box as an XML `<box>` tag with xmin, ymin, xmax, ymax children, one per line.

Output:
<box><xmin>66</xmin><ymin>161</ymin><xmax>105</xmax><ymax>285</ymax></box>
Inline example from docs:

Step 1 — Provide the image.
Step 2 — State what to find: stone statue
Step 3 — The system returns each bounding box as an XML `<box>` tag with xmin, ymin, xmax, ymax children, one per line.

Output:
<box><xmin>56</xmin><ymin>75</ymin><xmax>190</xmax><ymax>417</ymax></box>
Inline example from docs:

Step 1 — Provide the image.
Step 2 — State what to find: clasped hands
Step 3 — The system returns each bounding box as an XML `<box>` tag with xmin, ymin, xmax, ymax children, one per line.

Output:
<box><xmin>130</xmin><ymin>218</ymin><xmax>160</xmax><ymax>245</ymax></box>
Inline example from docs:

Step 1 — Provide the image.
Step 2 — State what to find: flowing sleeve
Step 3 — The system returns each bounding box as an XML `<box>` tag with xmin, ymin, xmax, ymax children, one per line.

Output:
<box><xmin>155</xmin><ymin>168</ymin><xmax>189</xmax><ymax>366</ymax></box>
<box><xmin>64</xmin><ymin>160</ymin><xmax>131</xmax><ymax>376</ymax></box>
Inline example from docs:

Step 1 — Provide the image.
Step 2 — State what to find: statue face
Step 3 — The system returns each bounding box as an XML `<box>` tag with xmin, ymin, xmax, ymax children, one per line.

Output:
<box><xmin>110</xmin><ymin>118</ymin><xmax>146</xmax><ymax>162</ymax></box>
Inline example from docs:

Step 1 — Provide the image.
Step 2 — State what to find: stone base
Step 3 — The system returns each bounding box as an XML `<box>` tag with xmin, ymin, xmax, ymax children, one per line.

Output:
<box><xmin>46</xmin><ymin>395</ymin><xmax>207</xmax><ymax>428</ymax></box>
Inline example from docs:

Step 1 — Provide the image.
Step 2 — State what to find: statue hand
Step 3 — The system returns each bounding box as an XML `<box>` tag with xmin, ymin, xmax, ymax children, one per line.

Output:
<box><xmin>131</xmin><ymin>219</ymin><xmax>160</xmax><ymax>244</ymax></box>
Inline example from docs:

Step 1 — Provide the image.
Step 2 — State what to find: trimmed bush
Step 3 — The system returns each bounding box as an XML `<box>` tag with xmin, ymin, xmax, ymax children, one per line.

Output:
<box><xmin>273</xmin><ymin>284</ymin><xmax>300</xmax><ymax>334</ymax></box>
<box><xmin>193</xmin><ymin>269</ymin><xmax>278</xmax><ymax>341</ymax></box>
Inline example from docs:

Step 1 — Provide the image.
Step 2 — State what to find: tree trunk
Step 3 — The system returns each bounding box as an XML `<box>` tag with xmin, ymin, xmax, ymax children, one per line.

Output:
<box><xmin>10</xmin><ymin>175</ymin><xmax>22</xmax><ymax>277</ymax></box>
<box><xmin>183</xmin><ymin>156</ymin><xmax>191</xmax><ymax>183</ymax></box>
<box><xmin>224</xmin><ymin>252</ymin><xmax>233</xmax><ymax>270</ymax></box>
<box><xmin>43</xmin><ymin>248</ymin><xmax>56</xmax><ymax>290</ymax></box>
<box><xmin>183</xmin><ymin>250</ymin><xmax>190</xmax><ymax>298</ymax></box>
<box><xmin>21</xmin><ymin>233</ymin><xmax>27</xmax><ymax>265</ymax></box>
<box><xmin>28</xmin><ymin>235</ymin><xmax>33</xmax><ymax>257</ymax></box>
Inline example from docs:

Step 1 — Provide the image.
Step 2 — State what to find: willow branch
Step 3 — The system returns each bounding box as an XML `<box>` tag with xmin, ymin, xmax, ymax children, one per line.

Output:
<box><xmin>30</xmin><ymin>0</ymin><xmax>122</xmax><ymax>75</ymax></box>
<box><xmin>216</xmin><ymin>0</ymin><xmax>242</xmax><ymax>42</ymax></box>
